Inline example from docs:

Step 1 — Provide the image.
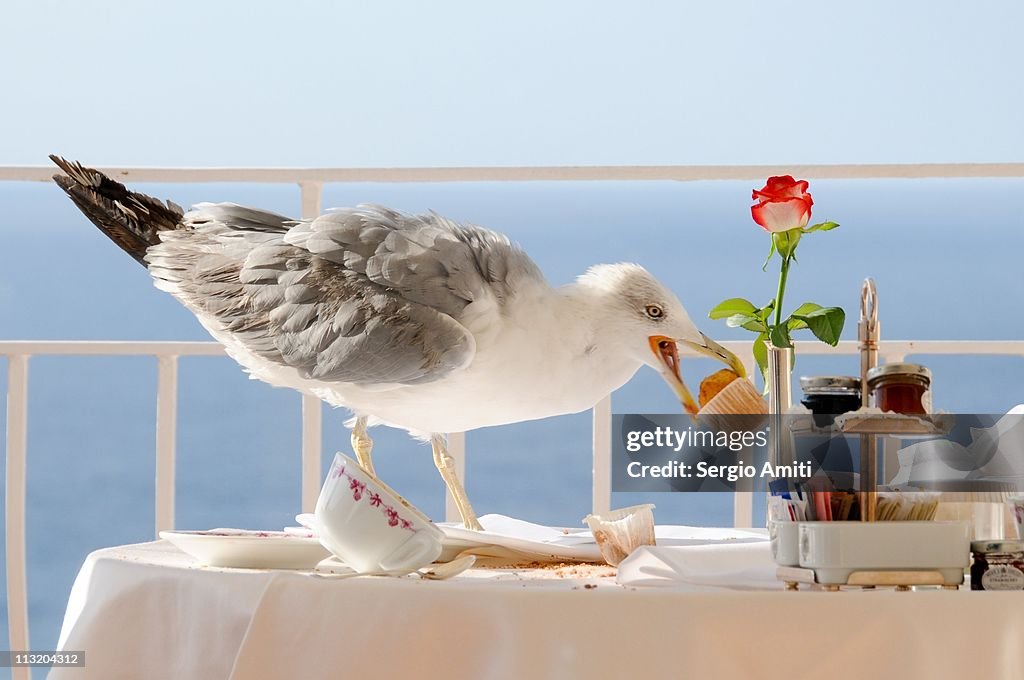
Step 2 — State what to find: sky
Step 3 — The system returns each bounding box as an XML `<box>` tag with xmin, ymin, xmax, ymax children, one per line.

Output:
<box><xmin>2</xmin><ymin>0</ymin><xmax>1022</xmax><ymax>168</ymax></box>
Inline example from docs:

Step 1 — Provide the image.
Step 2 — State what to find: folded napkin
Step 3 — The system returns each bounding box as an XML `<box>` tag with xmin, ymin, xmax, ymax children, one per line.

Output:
<box><xmin>441</xmin><ymin>514</ymin><xmax>594</xmax><ymax>543</ymax></box>
<box><xmin>616</xmin><ymin>539</ymin><xmax>778</xmax><ymax>590</ymax></box>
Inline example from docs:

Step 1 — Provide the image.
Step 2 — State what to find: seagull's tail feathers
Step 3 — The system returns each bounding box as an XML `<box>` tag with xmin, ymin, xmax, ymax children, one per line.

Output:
<box><xmin>49</xmin><ymin>155</ymin><xmax>185</xmax><ymax>266</ymax></box>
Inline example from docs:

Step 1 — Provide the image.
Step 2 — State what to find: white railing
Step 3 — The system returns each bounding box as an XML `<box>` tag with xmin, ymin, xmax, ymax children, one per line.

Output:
<box><xmin>3</xmin><ymin>162</ymin><xmax>1024</xmax><ymax>679</ymax></box>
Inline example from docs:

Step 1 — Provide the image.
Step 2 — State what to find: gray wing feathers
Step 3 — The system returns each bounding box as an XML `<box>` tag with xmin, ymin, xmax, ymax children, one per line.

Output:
<box><xmin>186</xmin><ymin>203</ymin><xmax>294</xmax><ymax>234</ymax></box>
<box><xmin>148</xmin><ymin>203</ymin><xmax>541</xmax><ymax>386</ymax></box>
<box><xmin>284</xmin><ymin>206</ymin><xmax>544</xmax><ymax>315</ymax></box>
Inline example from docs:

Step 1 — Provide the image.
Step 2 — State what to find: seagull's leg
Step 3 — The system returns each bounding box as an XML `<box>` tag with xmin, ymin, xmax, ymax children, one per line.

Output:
<box><xmin>430</xmin><ymin>434</ymin><xmax>483</xmax><ymax>531</ymax></box>
<box><xmin>351</xmin><ymin>416</ymin><xmax>377</xmax><ymax>476</ymax></box>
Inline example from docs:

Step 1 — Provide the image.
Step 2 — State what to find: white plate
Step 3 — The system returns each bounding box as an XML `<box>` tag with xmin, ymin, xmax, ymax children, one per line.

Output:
<box><xmin>160</xmin><ymin>529</ymin><xmax>331</xmax><ymax>569</ymax></box>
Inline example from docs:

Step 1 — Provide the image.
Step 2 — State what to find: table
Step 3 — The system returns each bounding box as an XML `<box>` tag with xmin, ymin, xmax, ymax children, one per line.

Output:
<box><xmin>51</xmin><ymin>541</ymin><xmax>1024</xmax><ymax>680</ymax></box>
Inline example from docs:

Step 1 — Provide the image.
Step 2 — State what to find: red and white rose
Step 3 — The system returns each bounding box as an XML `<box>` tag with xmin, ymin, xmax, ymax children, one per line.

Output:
<box><xmin>750</xmin><ymin>175</ymin><xmax>814</xmax><ymax>233</ymax></box>
<box><xmin>710</xmin><ymin>175</ymin><xmax>845</xmax><ymax>378</ymax></box>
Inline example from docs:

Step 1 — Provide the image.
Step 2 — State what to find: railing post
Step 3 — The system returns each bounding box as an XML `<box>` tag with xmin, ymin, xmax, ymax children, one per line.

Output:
<box><xmin>300</xmin><ymin>396</ymin><xmax>322</xmax><ymax>513</ymax></box>
<box><xmin>155</xmin><ymin>355</ymin><xmax>179</xmax><ymax>535</ymax></box>
<box><xmin>733</xmin><ymin>346</ymin><xmax>758</xmax><ymax>528</ymax></box>
<box><xmin>299</xmin><ymin>181</ymin><xmax>323</xmax><ymax>221</ymax></box>
<box><xmin>592</xmin><ymin>395</ymin><xmax>613</xmax><ymax>516</ymax></box>
<box><xmin>299</xmin><ymin>181</ymin><xmax>325</xmax><ymax>512</ymax></box>
<box><xmin>6</xmin><ymin>354</ymin><xmax>31</xmax><ymax>680</ymax></box>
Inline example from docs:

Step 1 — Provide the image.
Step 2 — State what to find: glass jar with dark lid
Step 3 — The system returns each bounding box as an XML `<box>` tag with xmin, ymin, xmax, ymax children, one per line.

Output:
<box><xmin>866</xmin><ymin>363</ymin><xmax>932</xmax><ymax>415</ymax></box>
<box><xmin>799</xmin><ymin>376</ymin><xmax>862</xmax><ymax>423</ymax></box>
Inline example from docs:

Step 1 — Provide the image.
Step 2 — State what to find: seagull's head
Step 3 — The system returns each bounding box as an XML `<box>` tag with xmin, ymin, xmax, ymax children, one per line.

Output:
<box><xmin>578</xmin><ymin>263</ymin><xmax>745</xmax><ymax>414</ymax></box>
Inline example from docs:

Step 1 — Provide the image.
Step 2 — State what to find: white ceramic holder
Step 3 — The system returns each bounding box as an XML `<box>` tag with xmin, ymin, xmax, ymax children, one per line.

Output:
<box><xmin>771</xmin><ymin>520</ymin><xmax>970</xmax><ymax>586</ymax></box>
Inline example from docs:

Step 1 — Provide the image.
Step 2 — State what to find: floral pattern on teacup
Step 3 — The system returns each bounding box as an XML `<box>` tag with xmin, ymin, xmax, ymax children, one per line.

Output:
<box><xmin>330</xmin><ymin>461</ymin><xmax>415</xmax><ymax>532</ymax></box>
<box><xmin>349</xmin><ymin>478</ymin><xmax>366</xmax><ymax>500</ymax></box>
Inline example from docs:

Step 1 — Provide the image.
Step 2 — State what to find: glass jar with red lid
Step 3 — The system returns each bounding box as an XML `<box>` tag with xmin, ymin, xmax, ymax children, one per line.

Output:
<box><xmin>866</xmin><ymin>363</ymin><xmax>932</xmax><ymax>414</ymax></box>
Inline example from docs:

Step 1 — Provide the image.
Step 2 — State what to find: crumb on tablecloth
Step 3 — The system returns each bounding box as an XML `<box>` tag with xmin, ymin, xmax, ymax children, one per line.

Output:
<box><xmin>477</xmin><ymin>561</ymin><xmax>617</xmax><ymax>580</ymax></box>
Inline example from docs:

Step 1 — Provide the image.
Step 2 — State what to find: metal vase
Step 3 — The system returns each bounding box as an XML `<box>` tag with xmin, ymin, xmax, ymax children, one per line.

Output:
<box><xmin>766</xmin><ymin>343</ymin><xmax>794</xmax><ymax>468</ymax></box>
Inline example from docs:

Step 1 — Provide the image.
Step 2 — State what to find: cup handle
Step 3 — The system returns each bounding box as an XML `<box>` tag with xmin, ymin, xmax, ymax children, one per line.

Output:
<box><xmin>379</xmin><ymin>530</ymin><xmax>442</xmax><ymax>573</ymax></box>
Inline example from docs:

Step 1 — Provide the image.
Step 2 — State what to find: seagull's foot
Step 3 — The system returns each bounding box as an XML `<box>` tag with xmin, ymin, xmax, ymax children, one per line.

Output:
<box><xmin>431</xmin><ymin>434</ymin><xmax>484</xmax><ymax>531</ymax></box>
<box><xmin>351</xmin><ymin>417</ymin><xmax>377</xmax><ymax>476</ymax></box>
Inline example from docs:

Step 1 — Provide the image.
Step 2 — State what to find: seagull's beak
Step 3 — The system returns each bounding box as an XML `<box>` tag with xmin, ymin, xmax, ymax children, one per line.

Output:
<box><xmin>648</xmin><ymin>333</ymin><xmax>746</xmax><ymax>415</ymax></box>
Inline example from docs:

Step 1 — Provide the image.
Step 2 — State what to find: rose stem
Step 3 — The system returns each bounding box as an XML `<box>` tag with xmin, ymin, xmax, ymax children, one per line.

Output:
<box><xmin>773</xmin><ymin>253</ymin><xmax>791</xmax><ymax>334</ymax></box>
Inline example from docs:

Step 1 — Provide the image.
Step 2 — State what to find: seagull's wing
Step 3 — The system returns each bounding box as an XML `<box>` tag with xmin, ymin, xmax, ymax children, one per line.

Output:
<box><xmin>148</xmin><ymin>203</ymin><xmax>544</xmax><ymax>387</ymax></box>
<box><xmin>283</xmin><ymin>205</ymin><xmax>545</xmax><ymax>313</ymax></box>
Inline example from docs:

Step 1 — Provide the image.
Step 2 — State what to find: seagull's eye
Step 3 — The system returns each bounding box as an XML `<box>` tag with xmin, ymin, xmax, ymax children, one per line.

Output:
<box><xmin>645</xmin><ymin>304</ymin><xmax>665</xmax><ymax>320</ymax></box>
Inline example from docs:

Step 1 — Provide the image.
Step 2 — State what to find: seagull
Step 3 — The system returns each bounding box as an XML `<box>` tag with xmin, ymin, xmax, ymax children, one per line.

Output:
<box><xmin>50</xmin><ymin>156</ymin><xmax>744</xmax><ymax>530</ymax></box>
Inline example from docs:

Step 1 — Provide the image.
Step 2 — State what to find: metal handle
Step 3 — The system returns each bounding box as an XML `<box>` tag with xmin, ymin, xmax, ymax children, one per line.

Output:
<box><xmin>859</xmin><ymin>278</ymin><xmax>879</xmax><ymax>522</ymax></box>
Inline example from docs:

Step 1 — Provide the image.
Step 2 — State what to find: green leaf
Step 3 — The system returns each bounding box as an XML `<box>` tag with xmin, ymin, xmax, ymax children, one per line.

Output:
<box><xmin>791</xmin><ymin>302</ymin><xmax>823</xmax><ymax>316</ymax></box>
<box><xmin>791</xmin><ymin>306</ymin><xmax>846</xmax><ymax>346</ymax></box>
<box><xmin>804</xmin><ymin>221</ymin><xmax>840</xmax><ymax>233</ymax></box>
<box><xmin>786</xmin><ymin>302</ymin><xmax>822</xmax><ymax>331</ymax></box>
<box><xmin>761</xmin><ymin>239</ymin><xmax>776</xmax><ymax>271</ymax></box>
<box><xmin>725</xmin><ymin>315</ymin><xmax>755</xmax><ymax>327</ymax></box>
<box><xmin>769</xmin><ymin>323</ymin><xmax>793</xmax><ymax>349</ymax></box>
<box><xmin>752</xmin><ymin>332</ymin><xmax>769</xmax><ymax>386</ymax></box>
<box><xmin>709</xmin><ymin>298</ymin><xmax>758</xmax><ymax>320</ymax></box>
<box><xmin>726</xmin><ymin>313</ymin><xmax>763</xmax><ymax>331</ymax></box>
<box><xmin>756</xmin><ymin>300</ymin><xmax>776</xmax><ymax>321</ymax></box>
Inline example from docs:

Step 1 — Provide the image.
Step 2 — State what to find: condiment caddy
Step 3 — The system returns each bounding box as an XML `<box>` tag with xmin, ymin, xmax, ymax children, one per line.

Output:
<box><xmin>773</xmin><ymin>521</ymin><xmax>969</xmax><ymax>590</ymax></box>
<box><xmin>772</xmin><ymin>279</ymin><xmax>973</xmax><ymax>591</ymax></box>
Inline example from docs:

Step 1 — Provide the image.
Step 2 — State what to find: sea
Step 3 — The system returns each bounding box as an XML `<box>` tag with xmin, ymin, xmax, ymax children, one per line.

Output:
<box><xmin>1</xmin><ymin>177</ymin><xmax>1023</xmax><ymax>657</ymax></box>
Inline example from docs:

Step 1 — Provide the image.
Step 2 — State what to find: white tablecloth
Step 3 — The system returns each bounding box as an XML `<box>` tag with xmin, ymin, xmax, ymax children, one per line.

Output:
<box><xmin>51</xmin><ymin>540</ymin><xmax>1024</xmax><ymax>680</ymax></box>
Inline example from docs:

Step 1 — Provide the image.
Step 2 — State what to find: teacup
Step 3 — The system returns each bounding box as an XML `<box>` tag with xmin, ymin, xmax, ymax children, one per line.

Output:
<box><xmin>314</xmin><ymin>452</ymin><xmax>443</xmax><ymax>574</ymax></box>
